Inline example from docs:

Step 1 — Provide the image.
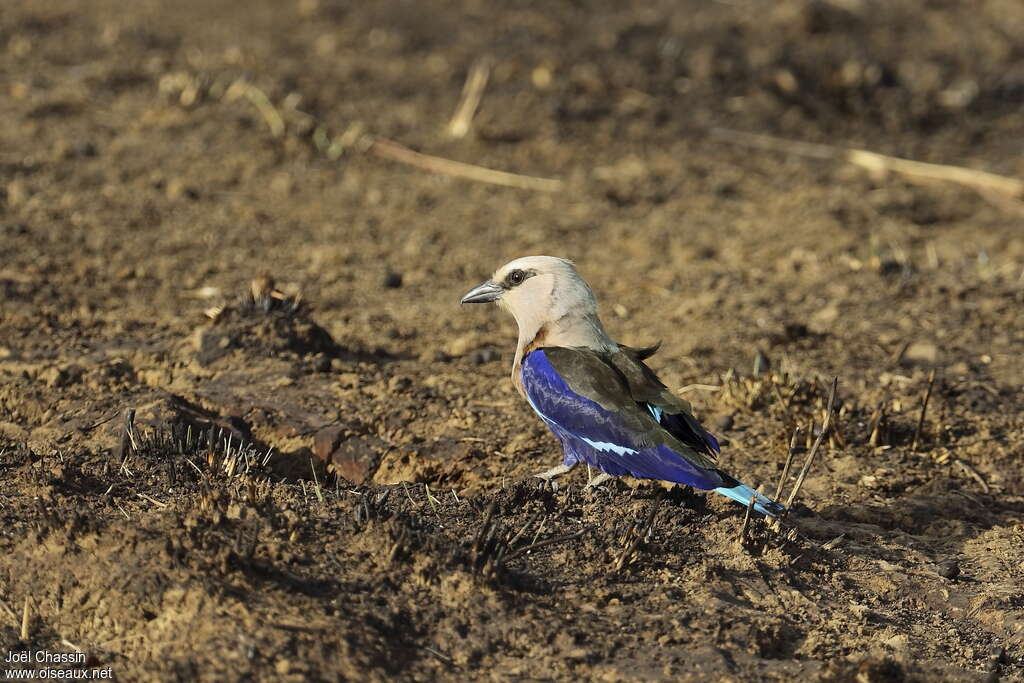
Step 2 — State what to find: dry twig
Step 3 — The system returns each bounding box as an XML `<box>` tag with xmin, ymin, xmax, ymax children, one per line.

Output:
<box><xmin>784</xmin><ymin>377</ymin><xmax>838</xmax><ymax>511</ymax></box>
<box><xmin>868</xmin><ymin>399</ymin><xmax>887</xmax><ymax>447</ymax></box>
<box><xmin>243</xmin><ymin>84</ymin><xmax>285</xmax><ymax>138</ymax></box>
<box><xmin>448</xmin><ymin>58</ymin><xmax>491</xmax><ymax>138</ymax></box>
<box><xmin>738</xmin><ymin>486</ymin><xmax>757</xmax><ymax>543</ymax></box>
<box><xmin>118</xmin><ymin>408</ymin><xmax>137</xmax><ymax>460</ymax></box>
<box><xmin>954</xmin><ymin>457</ymin><xmax>990</xmax><ymax>494</ymax></box>
<box><xmin>911</xmin><ymin>369</ymin><xmax>937</xmax><ymax>452</ymax></box>
<box><xmin>118</xmin><ymin>408</ymin><xmax>138</xmax><ymax>477</ymax></box>
<box><xmin>368</xmin><ymin>138</ymin><xmax>564</xmax><ymax>192</ymax></box>
<box><xmin>614</xmin><ymin>495</ymin><xmax>662</xmax><ymax>571</ymax></box>
<box><xmin>679</xmin><ymin>383</ymin><xmax>721</xmax><ymax>394</ymax></box>
<box><xmin>137</xmin><ymin>493</ymin><xmax>168</xmax><ymax>508</ymax></box>
<box><xmin>507</xmin><ymin>511</ymin><xmax>542</xmax><ymax>549</ymax></box>
<box><xmin>506</xmin><ymin>530</ymin><xmax>585</xmax><ymax>560</ymax></box>
<box><xmin>0</xmin><ymin>598</ymin><xmax>17</xmax><ymax>626</ymax></box>
<box><xmin>20</xmin><ymin>596</ymin><xmax>30</xmax><ymax>640</ymax></box>
<box><xmin>422</xmin><ymin>645</ymin><xmax>454</xmax><ymax>666</ymax></box>
<box><xmin>774</xmin><ymin>427</ymin><xmax>801</xmax><ymax>501</ymax></box>
<box><xmin>711</xmin><ymin>128</ymin><xmax>1024</xmax><ymax>203</ymax></box>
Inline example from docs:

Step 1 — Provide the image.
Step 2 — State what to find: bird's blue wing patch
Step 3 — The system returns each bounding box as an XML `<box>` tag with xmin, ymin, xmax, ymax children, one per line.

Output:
<box><xmin>521</xmin><ymin>350</ymin><xmax>725</xmax><ymax>489</ymax></box>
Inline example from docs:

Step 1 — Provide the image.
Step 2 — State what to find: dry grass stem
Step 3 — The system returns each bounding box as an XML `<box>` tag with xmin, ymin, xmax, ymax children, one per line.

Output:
<box><xmin>822</xmin><ymin>534</ymin><xmax>846</xmax><ymax>550</ymax></box>
<box><xmin>20</xmin><ymin>596</ymin><xmax>30</xmax><ymax>640</ymax></box>
<box><xmin>774</xmin><ymin>427</ymin><xmax>801</xmax><ymax>500</ymax></box>
<box><xmin>118</xmin><ymin>408</ymin><xmax>137</xmax><ymax>457</ymax></box>
<box><xmin>507</xmin><ymin>530</ymin><xmax>585</xmax><ymax>560</ymax></box>
<box><xmin>739</xmin><ymin>486</ymin><xmax>757</xmax><ymax>543</ymax></box>
<box><xmin>137</xmin><ymin>493</ymin><xmax>168</xmax><ymax>508</ymax></box>
<box><xmin>422</xmin><ymin>645</ymin><xmax>454</xmax><ymax>666</ymax></box>
<box><xmin>711</xmin><ymin>128</ymin><xmax>1024</xmax><ymax>203</ymax></box>
<box><xmin>310</xmin><ymin>460</ymin><xmax>324</xmax><ymax>503</ymax></box>
<box><xmin>614</xmin><ymin>494</ymin><xmax>662</xmax><ymax>571</ymax></box>
<box><xmin>425</xmin><ymin>484</ymin><xmax>440</xmax><ymax>514</ymax></box>
<box><xmin>679</xmin><ymin>383</ymin><xmax>721</xmax><ymax>394</ymax></box>
<box><xmin>243</xmin><ymin>84</ymin><xmax>285</xmax><ymax>138</ymax></box>
<box><xmin>954</xmin><ymin>457</ymin><xmax>991</xmax><ymax>494</ymax></box>
<box><xmin>911</xmin><ymin>369</ymin><xmax>937</xmax><ymax>452</ymax></box>
<box><xmin>0</xmin><ymin>598</ymin><xmax>17</xmax><ymax>625</ymax></box>
<box><xmin>448</xmin><ymin>58</ymin><xmax>491</xmax><ymax>138</ymax></box>
<box><xmin>368</xmin><ymin>138</ymin><xmax>564</xmax><ymax>192</ymax></box>
<box><xmin>508</xmin><ymin>511</ymin><xmax>542</xmax><ymax>549</ymax></box>
<box><xmin>402</xmin><ymin>482</ymin><xmax>416</xmax><ymax>507</ymax></box>
<box><xmin>784</xmin><ymin>377</ymin><xmax>838</xmax><ymax>511</ymax></box>
<box><xmin>847</xmin><ymin>148</ymin><xmax>1024</xmax><ymax>198</ymax></box>
<box><xmin>868</xmin><ymin>399</ymin><xmax>887</xmax><ymax>447</ymax></box>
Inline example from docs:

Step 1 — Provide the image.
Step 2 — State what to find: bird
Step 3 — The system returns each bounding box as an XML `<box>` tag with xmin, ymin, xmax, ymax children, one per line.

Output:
<box><xmin>460</xmin><ymin>255</ymin><xmax>784</xmax><ymax>517</ymax></box>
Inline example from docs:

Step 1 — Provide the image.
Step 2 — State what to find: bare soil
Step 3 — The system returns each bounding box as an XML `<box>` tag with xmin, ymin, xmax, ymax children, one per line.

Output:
<box><xmin>2</xmin><ymin>0</ymin><xmax>1023</xmax><ymax>680</ymax></box>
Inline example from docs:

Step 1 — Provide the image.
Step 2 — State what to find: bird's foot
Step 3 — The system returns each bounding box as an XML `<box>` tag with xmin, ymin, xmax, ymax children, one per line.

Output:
<box><xmin>584</xmin><ymin>472</ymin><xmax>613</xmax><ymax>490</ymax></box>
<box><xmin>533</xmin><ymin>463</ymin><xmax>575</xmax><ymax>491</ymax></box>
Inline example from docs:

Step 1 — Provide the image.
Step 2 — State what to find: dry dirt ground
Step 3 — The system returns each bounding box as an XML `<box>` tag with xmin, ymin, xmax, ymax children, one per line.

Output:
<box><xmin>2</xmin><ymin>0</ymin><xmax>1024</xmax><ymax>680</ymax></box>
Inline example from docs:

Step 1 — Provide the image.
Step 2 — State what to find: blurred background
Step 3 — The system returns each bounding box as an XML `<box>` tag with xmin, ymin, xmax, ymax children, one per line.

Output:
<box><xmin>1</xmin><ymin>0</ymin><xmax>1022</xmax><ymax>679</ymax></box>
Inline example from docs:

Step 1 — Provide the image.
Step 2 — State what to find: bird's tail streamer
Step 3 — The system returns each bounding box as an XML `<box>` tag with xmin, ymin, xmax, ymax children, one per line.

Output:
<box><xmin>713</xmin><ymin>483</ymin><xmax>785</xmax><ymax>518</ymax></box>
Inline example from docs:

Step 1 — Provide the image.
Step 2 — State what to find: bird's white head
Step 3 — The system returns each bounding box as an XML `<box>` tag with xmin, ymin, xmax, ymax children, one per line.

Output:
<box><xmin>461</xmin><ymin>256</ymin><xmax>615</xmax><ymax>362</ymax></box>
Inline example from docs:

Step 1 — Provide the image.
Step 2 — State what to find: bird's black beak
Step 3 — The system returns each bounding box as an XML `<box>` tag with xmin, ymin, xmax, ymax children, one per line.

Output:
<box><xmin>460</xmin><ymin>280</ymin><xmax>503</xmax><ymax>304</ymax></box>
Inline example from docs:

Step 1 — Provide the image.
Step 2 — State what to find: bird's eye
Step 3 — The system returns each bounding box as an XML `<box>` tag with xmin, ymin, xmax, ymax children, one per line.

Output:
<box><xmin>507</xmin><ymin>269</ymin><xmax>526</xmax><ymax>287</ymax></box>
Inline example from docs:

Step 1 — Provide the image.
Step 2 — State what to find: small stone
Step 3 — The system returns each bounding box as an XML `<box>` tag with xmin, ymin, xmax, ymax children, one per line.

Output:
<box><xmin>469</xmin><ymin>348</ymin><xmax>499</xmax><ymax>365</ymax></box>
<box><xmin>937</xmin><ymin>559</ymin><xmax>959</xmax><ymax>580</ymax></box>
<box><xmin>532</xmin><ymin>65</ymin><xmax>552</xmax><ymax>89</ymax></box>
<box><xmin>446</xmin><ymin>335</ymin><xmax>477</xmax><ymax>357</ymax></box>
<box><xmin>878</xmin><ymin>259</ymin><xmax>903</xmax><ymax>276</ymax></box>
<box><xmin>715</xmin><ymin>414</ymin><xmax>734</xmax><ymax>432</ymax></box>
<box><xmin>382</xmin><ymin>271</ymin><xmax>403</xmax><ymax>288</ymax></box>
<box><xmin>313</xmin><ymin>431</ymin><xmax>384</xmax><ymax>485</ymax></box>
<box><xmin>388</xmin><ymin>375</ymin><xmax>412</xmax><ymax>393</ymax></box>
<box><xmin>713</xmin><ymin>181</ymin><xmax>738</xmax><ymax>198</ymax></box>
<box><xmin>166</xmin><ymin>178</ymin><xmax>185</xmax><ymax>199</ymax></box>
<box><xmin>859</xmin><ymin>474</ymin><xmax>879</xmax><ymax>488</ymax></box>
<box><xmin>269</xmin><ymin>173</ymin><xmax>293</xmax><ymax>195</ymax></box>
<box><xmin>5</xmin><ymin>180</ymin><xmax>28</xmax><ymax>207</ymax></box>
<box><xmin>39</xmin><ymin>365</ymin><xmax>83</xmax><ymax>388</ymax></box>
<box><xmin>418</xmin><ymin>349</ymin><xmax>449</xmax><ymax>363</ymax></box>
<box><xmin>783</xmin><ymin>322</ymin><xmax>810</xmax><ymax>340</ymax></box>
<box><xmin>166</xmin><ymin>177</ymin><xmax>199</xmax><ymax>201</ymax></box>
<box><xmin>904</xmin><ymin>341</ymin><xmax>939</xmax><ymax>364</ymax></box>
<box><xmin>193</xmin><ymin>328</ymin><xmax>233</xmax><ymax>366</ymax></box>
<box><xmin>883</xmin><ymin>633</ymin><xmax>909</xmax><ymax>651</ymax></box>
<box><xmin>314</xmin><ymin>426</ymin><xmax>343</xmax><ymax>462</ymax></box>
<box><xmin>812</xmin><ymin>302</ymin><xmax>840</xmax><ymax>324</ymax></box>
<box><xmin>337</xmin><ymin>372</ymin><xmax>360</xmax><ymax>389</ymax></box>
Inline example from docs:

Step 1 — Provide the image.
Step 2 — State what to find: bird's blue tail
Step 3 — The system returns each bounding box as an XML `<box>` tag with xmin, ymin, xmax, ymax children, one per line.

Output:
<box><xmin>713</xmin><ymin>483</ymin><xmax>785</xmax><ymax>518</ymax></box>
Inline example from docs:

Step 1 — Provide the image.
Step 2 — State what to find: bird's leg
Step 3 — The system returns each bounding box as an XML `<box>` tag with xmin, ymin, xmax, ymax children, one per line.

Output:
<box><xmin>533</xmin><ymin>463</ymin><xmax>575</xmax><ymax>490</ymax></box>
<box><xmin>585</xmin><ymin>472</ymin><xmax>613</xmax><ymax>489</ymax></box>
